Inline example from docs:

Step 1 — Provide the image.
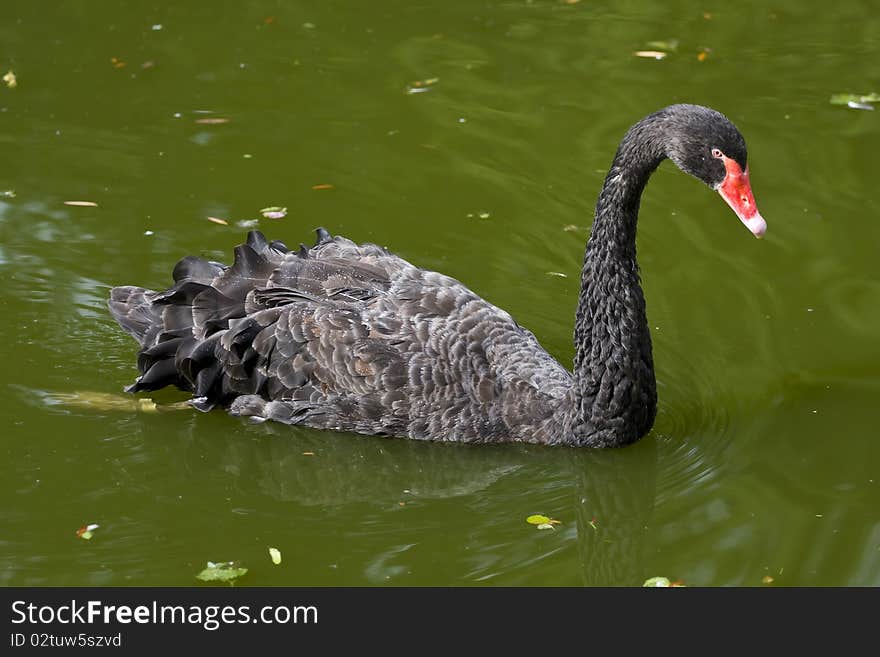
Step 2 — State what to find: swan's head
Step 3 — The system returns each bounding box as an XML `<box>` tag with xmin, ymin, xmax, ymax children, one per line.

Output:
<box><xmin>662</xmin><ymin>104</ymin><xmax>766</xmax><ymax>238</ymax></box>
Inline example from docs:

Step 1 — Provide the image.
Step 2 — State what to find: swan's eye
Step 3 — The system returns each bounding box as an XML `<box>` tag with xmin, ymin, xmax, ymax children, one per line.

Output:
<box><xmin>711</xmin><ymin>148</ymin><xmax>723</xmax><ymax>159</ymax></box>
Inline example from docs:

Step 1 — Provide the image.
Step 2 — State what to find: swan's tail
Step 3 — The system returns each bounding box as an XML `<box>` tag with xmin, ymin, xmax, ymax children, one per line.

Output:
<box><xmin>107</xmin><ymin>229</ymin><xmax>358</xmax><ymax>402</ymax></box>
<box><xmin>108</xmin><ymin>285</ymin><xmax>162</xmax><ymax>348</ymax></box>
<box><xmin>107</xmin><ymin>231</ymin><xmax>292</xmax><ymax>397</ymax></box>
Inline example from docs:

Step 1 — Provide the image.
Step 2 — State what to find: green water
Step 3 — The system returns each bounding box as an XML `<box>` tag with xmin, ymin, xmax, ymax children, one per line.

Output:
<box><xmin>1</xmin><ymin>0</ymin><xmax>878</xmax><ymax>586</ymax></box>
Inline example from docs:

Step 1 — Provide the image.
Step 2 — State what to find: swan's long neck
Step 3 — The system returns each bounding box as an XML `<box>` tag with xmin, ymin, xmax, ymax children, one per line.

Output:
<box><xmin>570</xmin><ymin>120</ymin><xmax>666</xmax><ymax>447</ymax></box>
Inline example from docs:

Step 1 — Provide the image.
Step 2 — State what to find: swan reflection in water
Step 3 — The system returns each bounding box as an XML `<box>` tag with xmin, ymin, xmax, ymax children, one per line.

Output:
<box><xmin>175</xmin><ymin>418</ymin><xmax>658</xmax><ymax>586</ymax></box>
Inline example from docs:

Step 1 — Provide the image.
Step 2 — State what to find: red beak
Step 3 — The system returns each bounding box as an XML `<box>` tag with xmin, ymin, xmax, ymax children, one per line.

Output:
<box><xmin>717</xmin><ymin>155</ymin><xmax>766</xmax><ymax>238</ymax></box>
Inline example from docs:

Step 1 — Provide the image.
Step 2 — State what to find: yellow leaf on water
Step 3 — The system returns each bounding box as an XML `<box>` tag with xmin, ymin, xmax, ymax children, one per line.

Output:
<box><xmin>527</xmin><ymin>514</ymin><xmax>550</xmax><ymax>525</ymax></box>
<box><xmin>260</xmin><ymin>206</ymin><xmax>287</xmax><ymax>219</ymax></box>
<box><xmin>410</xmin><ymin>77</ymin><xmax>439</xmax><ymax>88</ymax></box>
<box><xmin>634</xmin><ymin>51</ymin><xmax>667</xmax><ymax>60</ymax></box>
<box><xmin>405</xmin><ymin>77</ymin><xmax>439</xmax><ymax>95</ymax></box>
<box><xmin>206</xmin><ymin>216</ymin><xmax>229</xmax><ymax>225</ymax></box>
<box><xmin>269</xmin><ymin>547</ymin><xmax>282</xmax><ymax>565</ymax></box>
<box><xmin>64</xmin><ymin>201</ymin><xmax>99</xmax><ymax>207</ymax></box>
<box><xmin>3</xmin><ymin>70</ymin><xmax>17</xmax><ymax>88</ymax></box>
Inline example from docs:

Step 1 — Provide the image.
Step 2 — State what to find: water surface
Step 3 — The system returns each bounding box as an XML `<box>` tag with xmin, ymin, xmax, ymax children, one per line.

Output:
<box><xmin>1</xmin><ymin>0</ymin><xmax>878</xmax><ymax>586</ymax></box>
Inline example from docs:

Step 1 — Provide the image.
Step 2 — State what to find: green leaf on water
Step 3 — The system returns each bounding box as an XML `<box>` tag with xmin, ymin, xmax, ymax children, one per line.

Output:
<box><xmin>76</xmin><ymin>523</ymin><xmax>99</xmax><ymax>540</ymax></box>
<box><xmin>526</xmin><ymin>514</ymin><xmax>562</xmax><ymax>531</ymax></box>
<box><xmin>643</xmin><ymin>576</ymin><xmax>671</xmax><ymax>587</ymax></box>
<box><xmin>645</xmin><ymin>39</ymin><xmax>679</xmax><ymax>52</ymax></box>
<box><xmin>829</xmin><ymin>93</ymin><xmax>880</xmax><ymax>110</ymax></box>
<box><xmin>196</xmin><ymin>561</ymin><xmax>248</xmax><ymax>583</ymax></box>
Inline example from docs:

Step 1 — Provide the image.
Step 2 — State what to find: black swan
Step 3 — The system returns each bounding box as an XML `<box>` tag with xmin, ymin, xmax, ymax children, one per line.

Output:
<box><xmin>109</xmin><ymin>104</ymin><xmax>765</xmax><ymax>447</ymax></box>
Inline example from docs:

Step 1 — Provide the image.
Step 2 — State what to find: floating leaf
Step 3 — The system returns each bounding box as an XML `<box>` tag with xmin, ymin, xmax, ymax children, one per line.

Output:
<box><xmin>110</xmin><ymin>57</ymin><xmax>127</xmax><ymax>69</ymax></box>
<box><xmin>260</xmin><ymin>206</ymin><xmax>287</xmax><ymax>219</ymax></box>
<box><xmin>697</xmin><ymin>48</ymin><xmax>711</xmax><ymax>62</ymax></box>
<box><xmin>546</xmin><ymin>271</ymin><xmax>568</xmax><ymax>278</ymax></box>
<box><xmin>311</xmin><ymin>183</ymin><xmax>334</xmax><ymax>190</ymax></box>
<box><xmin>2</xmin><ymin>190</ymin><xmax>15</xmax><ymax>198</ymax></box>
<box><xmin>830</xmin><ymin>93</ymin><xmax>880</xmax><ymax>110</ymax></box>
<box><xmin>196</xmin><ymin>561</ymin><xmax>248</xmax><ymax>583</ymax></box>
<box><xmin>634</xmin><ymin>51</ymin><xmax>667</xmax><ymax>60</ymax></box>
<box><xmin>64</xmin><ymin>200</ymin><xmax>99</xmax><ymax>207</ymax></box>
<box><xmin>830</xmin><ymin>92</ymin><xmax>880</xmax><ymax>105</ymax></box>
<box><xmin>3</xmin><ymin>70</ymin><xmax>17</xmax><ymax>89</ymax></box>
<box><xmin>527</xmin><ymin>514</ymin><xmax>561</xmax><ymax>530</ymax></box>
<box><xmin>76</xmin><ymin>523</ymin><xmax>100</xmax><ymax>540</ymax></box>
<box><xmin>762</xmin><ymin>575</ymin><xmax>774</xmax><ymax>584</ymax></box>
<box><xmin>47</xmin><ymin>391</ymin><xmax>190</xmax><ymax>414</ymax></box>
<box><xmin>645</xmin><ymin>39</ymin><xmax>679</xmax><ymax>52</ymax></box>
<box><xmin>643</xmin><ymin>576</ymin><xmax>671</xmax><ymax>587</ymax></box>
<box><xmin>302</xmin><ymin>451</ymin><xmax>315</xmax><ymax>456</ymax></box>
<box><xmin>406</xmin><ymin>77</ymin><xmax>439</xmax><ymax>94</ymax></box>
<box><xmin>588</xmin><ymin>517</ymin><xmax>598</xmax><ymax>531</ymax></box>
<box><xmin>195</xmin><ymin>117</ymin><xmax>230</xmax><ymax>125</ymax></box>
<box><xmin>206</xmin><ymin>216</ymin><xmax>229</xmax><ymax>225</ymax></box>
<box><xmin>269</xmin><ymin>547</ymin><xmax>282</xmax><ymax>565</ymax></box>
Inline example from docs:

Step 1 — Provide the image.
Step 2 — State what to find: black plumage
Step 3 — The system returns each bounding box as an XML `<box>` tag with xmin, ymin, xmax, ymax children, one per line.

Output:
<box><xmin>109</xmin><ymin>104</ymin><xmax>763</xmax><ymax>447</ymax></box>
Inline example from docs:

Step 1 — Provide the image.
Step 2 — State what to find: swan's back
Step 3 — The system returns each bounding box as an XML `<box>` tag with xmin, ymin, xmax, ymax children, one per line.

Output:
<box><xmin>109</xmin><ymin>230</ymin><xmax>572</xmax><ymax>444</ymax></box>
